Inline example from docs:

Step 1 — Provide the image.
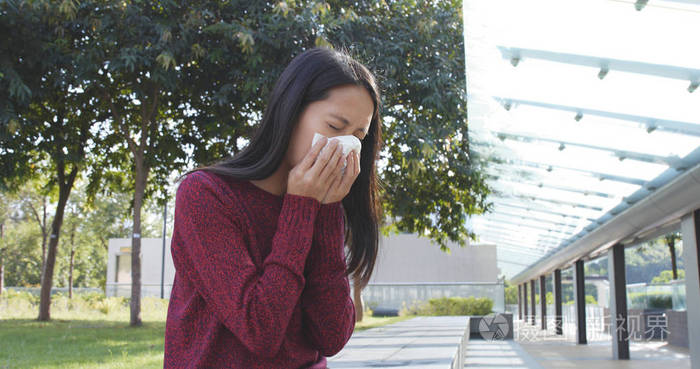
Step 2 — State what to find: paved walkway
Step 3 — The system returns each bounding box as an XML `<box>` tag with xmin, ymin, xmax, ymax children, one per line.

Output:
<box><xmin>327</xmin><ymin>317</ymin><xmax>691</xmax><ymax>368</ymax></box>
<box><xmin>519</xmin><ymin>337</ymin><xmax>690</xmax><ymax>369</ymax></box>
<box><xmin>513</xmin><ymin>319</ymin><xmax>691</xmax><ymax>369</ymax></box>
<box><xmin>327</xmin><ymin>316</ymin><xmax>470</xmax><ymax>368</ymax></box>
<box><xmin>464</xmin><ymin>339</ymin><xmax>543</xmax><ymax>368</ymax></box>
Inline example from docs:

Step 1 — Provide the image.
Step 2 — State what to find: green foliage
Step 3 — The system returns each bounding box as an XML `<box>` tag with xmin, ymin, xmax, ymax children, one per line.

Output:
<box><xmin>1</xmin><ymin>177</ymin><xmax>163</xmax><ymax>289</ymax></box>
<box><xmin>504</xmin><ymin>282</ymin><xmax>518</xmax><ymax>305</ymax></box>
<box><xmin>563</xmin><ymin>295</ymin><xmax>598</xmax><ymax>305</ymax></box>
<box><xmin>0</xmin><ymin>290</ymin><xmax>168</xmax><ymax>367</ymax></box>
<box><xmin>581</xmin><ymin>236</ymin><xmax>684</xmax><ymax>284</ymax></box>
<box><xmin>0</xmin><ymin>290</ymin><xmax>167</xmax><ymax>319</ymax></box>
<box><xmin>2</xmin><ymin>0</ymin><xmax>489</xmax><ymax>252</ymax></box>
<box><xmin>628</xmin><ymin>291</ymin><xmax>673</xmax><ymax>310</ymax></box>
<box><xmin>651</xmin><ymin>269</ymin><xmax>684</xmax><ymax>284</ymax></box>
<box><xmin>532</xmin><ymin>291</ymin><xmax>554</xmax><ymax>305</ymax></box>
<box><xmin>0</xmin><ymin>291</ymin><xmax>405</xmax><ymax>368</ymax></box>
<box><xmin>400</xmin><ymin>296</ymin><xmax>493</xmax><ymax>316</ymax></box>
<box><xmin>1</xmin><ymin>0</ymin><xmax>491</xmax><ymax>312</ymax></box>
<box><xmin>330</xmin><ymin>0</ymin><xmax>491</xmax><ymax>250</ymax></box>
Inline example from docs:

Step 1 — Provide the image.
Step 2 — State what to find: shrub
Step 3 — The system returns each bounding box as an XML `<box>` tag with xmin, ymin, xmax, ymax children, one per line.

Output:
<box><xmin>94</xmin><ymin>297</ymin><xmax>126</xmax><ymax>315</ymax></box>
<box><xmin>400</xmin><ymin>296</ymin><xmax>493</xmax><ymax>316</ymax></box>
<box><xmin>628</xmin><ymin>291</ymin><xmax>673</xmax><ymax>310</ymax></box>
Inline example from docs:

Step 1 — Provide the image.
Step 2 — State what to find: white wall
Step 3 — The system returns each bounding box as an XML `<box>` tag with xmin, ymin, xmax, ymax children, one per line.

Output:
<box><xmin>368</xmin><ymin>233</ymin><xmax>499</xmax><ymax>283</ymax></box>
<box><xmin>107</xmin><ymin>232</ymin><xmax>499</xmax><ymax>299</ymax></box>
<box><xmin>106</xmin><ymin>237</ymin><xmax>174</xmax><ymax>298</ymax></box>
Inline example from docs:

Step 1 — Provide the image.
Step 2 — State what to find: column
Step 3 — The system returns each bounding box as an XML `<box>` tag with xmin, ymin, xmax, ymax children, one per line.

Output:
<box><xmin>530</xmin><ymin>279</ymin><xmax>536</xmax><ymax>325</ymax></box>
<box><xmin>523</xmin><ymin>282</ymin><xmax>528</xmax><ymax>320</ymax></box>
<box><xmin>540</xmin><ymin>275</ymin><xmax>547</xmax><ymax>330</ymax></box>
<box><xmin>681</xmin><ymin>209</ymin><xmax>700</xmax><ymax>369</ymax></box>
<box><xmin>518</xmin><ymin>284</ymin><xmax>523</xmax><ymax>320</ymax></box>
<box><xmin>554</xmin><ymin>268</ymin><xmax>563</xmax><ymax>335</ymax></box>
<box><xmin>574</xmin><ymin>259</ymin><xmax>587</xmax><ymax>344</ymax></box>
<box><xmin>608</xmin><ymin>243</ymin><xmax>629</xmax><ymax>360</ymax></box>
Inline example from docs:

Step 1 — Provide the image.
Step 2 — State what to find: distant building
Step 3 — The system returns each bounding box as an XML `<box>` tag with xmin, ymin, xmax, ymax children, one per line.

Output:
<box><xmin>106</xmin><ymin>237</ymin><xmax>174</xmax><ymax>298</ymax></box>
<box><xmin>105</xmin><ymin>233</ymin><xmax>500</xmax><ymax>305</ymax></box>
<box><xmin>367</xmin><ymin>233</ymin><xmax>499</xmax><ymax>284</ymax></box>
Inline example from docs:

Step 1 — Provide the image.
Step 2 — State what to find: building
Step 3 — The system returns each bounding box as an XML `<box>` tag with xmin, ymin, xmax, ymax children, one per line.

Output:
<box><xmin>106</xmin><ymin>232</ymin><xmax>500</xmax><ymax>305</ymax></box>
<box><xmin>106</xmin><ymin>237</ymin><xmax>174</xmax><ymax>298</ymax></box>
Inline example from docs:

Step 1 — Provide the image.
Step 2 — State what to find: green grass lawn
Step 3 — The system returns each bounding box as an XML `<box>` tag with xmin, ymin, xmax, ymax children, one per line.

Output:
<box><xmin>0</xmin><ymin>293</ymin><xmax>413</xmax><ymax>369</ymax></box>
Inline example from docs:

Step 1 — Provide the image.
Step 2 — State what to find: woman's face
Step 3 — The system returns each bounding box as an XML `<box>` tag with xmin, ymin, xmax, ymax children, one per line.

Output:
<box><xmin>286</xmin><ymin>84</ymin><xmax>374</xmax><ymax>169</ymax></box>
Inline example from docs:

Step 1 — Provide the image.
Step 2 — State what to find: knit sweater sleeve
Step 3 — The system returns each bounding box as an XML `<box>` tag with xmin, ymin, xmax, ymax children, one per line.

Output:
<box><xmin>301</xmin><ymin>201</ymin><xmax>356</xmax><ymax>356</ymax></box>
<box><xmin>171</xmin><ymin>171</ymin><xmax>321</xmax><ymax>359</ymax></box>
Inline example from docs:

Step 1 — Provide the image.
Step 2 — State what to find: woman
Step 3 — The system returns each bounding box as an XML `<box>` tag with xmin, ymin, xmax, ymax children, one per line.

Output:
<box><xmin>164</xmin><ymin>47</ymin><xmax>382</xmax><ymax>369</ymax></box>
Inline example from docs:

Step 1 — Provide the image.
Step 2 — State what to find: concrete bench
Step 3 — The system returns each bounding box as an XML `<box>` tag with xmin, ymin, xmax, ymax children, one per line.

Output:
<box><xmin>327</xmin><ymin>316</ymin><xmax>470</xmax><ymax>368</ymax></box>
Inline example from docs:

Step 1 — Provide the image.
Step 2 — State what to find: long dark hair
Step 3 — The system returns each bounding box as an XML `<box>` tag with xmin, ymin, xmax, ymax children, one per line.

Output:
<box><xmin>176</xmin><ymin>47</ymin><xmax>382</xmax><ymax>290</ymax></box>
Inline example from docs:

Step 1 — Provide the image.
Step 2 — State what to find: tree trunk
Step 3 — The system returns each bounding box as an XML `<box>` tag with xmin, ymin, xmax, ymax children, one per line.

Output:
<box><xmin>38</xmin><ymin>188</ymin><xmax>69</xmax><ymax>320</ymax></box>
<box><xmin>38</xmin><ymin>167</ymin><xmax>78</xmax><ymax>321</ymax></box>
<box><xmin>668</xmin><ymin>238</ymin><xmax>678</xmax><ymax>280</ymax></box>
<box><xmin>130</xmin><ymin>156</ymin><xmax>149</xmax><ymax>327</ymax></box>
<box><xmin>109</xmin><ymin>83</ymin><xmax>158</xmax><ymax>327</ymax></box>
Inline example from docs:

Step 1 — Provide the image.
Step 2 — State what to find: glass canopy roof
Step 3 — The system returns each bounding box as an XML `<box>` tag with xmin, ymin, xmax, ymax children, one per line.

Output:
<box><xmin>462</xmin><ymin>0</ymin><xmax>700</xmax><ymax>278</ymax></box>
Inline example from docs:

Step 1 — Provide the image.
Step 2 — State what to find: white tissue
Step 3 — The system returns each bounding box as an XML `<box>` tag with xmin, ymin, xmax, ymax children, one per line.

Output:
<box><xmin>312</xmin><ymin>132</ymin><xmax>361</xmax><ymax>174</ymax></box>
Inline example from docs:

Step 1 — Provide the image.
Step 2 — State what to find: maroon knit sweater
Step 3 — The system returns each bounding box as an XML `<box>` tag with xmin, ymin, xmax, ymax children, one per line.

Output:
<box><xmin>163</xmin><ymin>170</ymin><xmax>355</xmax><ymax>368</ymax></box>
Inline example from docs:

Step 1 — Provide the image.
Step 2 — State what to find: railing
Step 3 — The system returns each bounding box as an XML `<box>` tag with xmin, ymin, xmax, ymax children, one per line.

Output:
<box><xmin>627</xmin><ymin>280</ymin><xmax>685</xmax><ymax>310</ymax></box>
<box><xmin>357</xmin><ymin>282</ymin><xmax>505</xmax><ymax>313</ymax></box>
<box><xmin>3</xmin><ymin>287</ymin><xmax>103</xmax><ymax>296</ymax></box>
<box><xmin>105</xmin><ymin>283</ymin><xmax>172</xmax><ymax>299</ymax></box>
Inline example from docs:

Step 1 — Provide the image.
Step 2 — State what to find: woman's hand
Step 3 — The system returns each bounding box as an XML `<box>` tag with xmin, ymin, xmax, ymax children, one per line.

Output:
<box><xmin>287</xmin><ymin>136</ymin><xmax>347</xmax><ymax>203</ymax></box>
<box><xmin>321</xmin><ymin>149</ymin><xmax>360</xmax><ymax>204</ymax></box>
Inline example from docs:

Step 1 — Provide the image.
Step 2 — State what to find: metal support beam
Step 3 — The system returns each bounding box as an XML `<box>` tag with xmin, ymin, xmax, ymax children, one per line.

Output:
<box><xmin>608</xmin><ymin>243</ymin><xmax>630</xmax><ymax>360</ymax></box>
<box><xmin>518</xmin><ymin>284</ymin><xmax>523</xmax><ymax>320</ymax></box>
<box><xmin>554</xmin><ymin>269</ymin><xmax>563</xmax><ymax>335</ymax></box>
<box><xmin>681</xmin><ymin>209</ymin><xmax>700</xmax><ymax>369</ymax></box>
<box><xmin>491</xmin><ymin>94</ymin><xmax>700</xmax><ymax>137</ymax></box>
<box><xmin>574</xmin><ymin>260</ymin><xmax>587</xmax><ymax>344</ymax></box>
<box><xmin>494</xmin><ymin>130</ymin><xmax>685</xmax><ymax>168</ymax></box>
<box><xmin>530</xmin><ymin>279</ymin><xmax>536</xmax><ymax>325</ymax></box>
<box><xmin>540</xmin><ymin>275</ymin><xmax>547</xmax><ymax>330</ymax></box>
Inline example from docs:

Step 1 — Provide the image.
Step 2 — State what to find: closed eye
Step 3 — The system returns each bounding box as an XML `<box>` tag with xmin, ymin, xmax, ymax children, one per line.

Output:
<box><xmin>329</xmin><ymin>123</ymin><xmax>365</xmax><ymax>141</ymax></box>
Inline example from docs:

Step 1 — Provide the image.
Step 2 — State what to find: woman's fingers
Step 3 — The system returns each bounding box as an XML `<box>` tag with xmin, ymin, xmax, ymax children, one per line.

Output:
<box><xmin>310</xmin><ymin>139</ymin><xmax>339</xmax><ymax>176</ymax></box>
<box><xmin>354</xmin><ymin>150</ymin><xmax>360</xmax><ymax>176</ymax></box>
<box><xmin>301</xmin><ymin>136</ymin><xmax>328</xmax><ymax>170</ymax></box>
<box><xmin>335</xmin><ymin>150</ymin><xmax>358</xmax><ymax>192</ymax></box>
<box><xmin>318</xmin><ymin>143</ymin><xmax>344</xmax><ymax>183</ymax></box>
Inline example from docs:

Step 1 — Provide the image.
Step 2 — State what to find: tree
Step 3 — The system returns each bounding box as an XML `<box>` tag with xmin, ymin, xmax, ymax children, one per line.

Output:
<box><xmin>0</xmin><ymin>0</ymin><xmax>107</xmax><ymax>320</ymax></box>
<box><xmin>0</xmin><ymin>190</ymin><xmax>45</xmax><ymax>288</ymax></box>
<box><xmin>3</xmin><ymin>0</ymin><xmax>491</xmax><ymax>325</ymax></box>
<box><xmin>322</xmin><ymin>0</ymin><xmax>491</xmax><ymax>250</ymax></box>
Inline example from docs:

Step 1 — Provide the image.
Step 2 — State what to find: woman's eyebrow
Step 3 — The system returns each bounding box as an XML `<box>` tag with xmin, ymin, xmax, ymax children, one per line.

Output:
<box><xmin>330</xmin><ymin>113</ymin><xmax>368</xmax><ymax>135</ymax></box>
